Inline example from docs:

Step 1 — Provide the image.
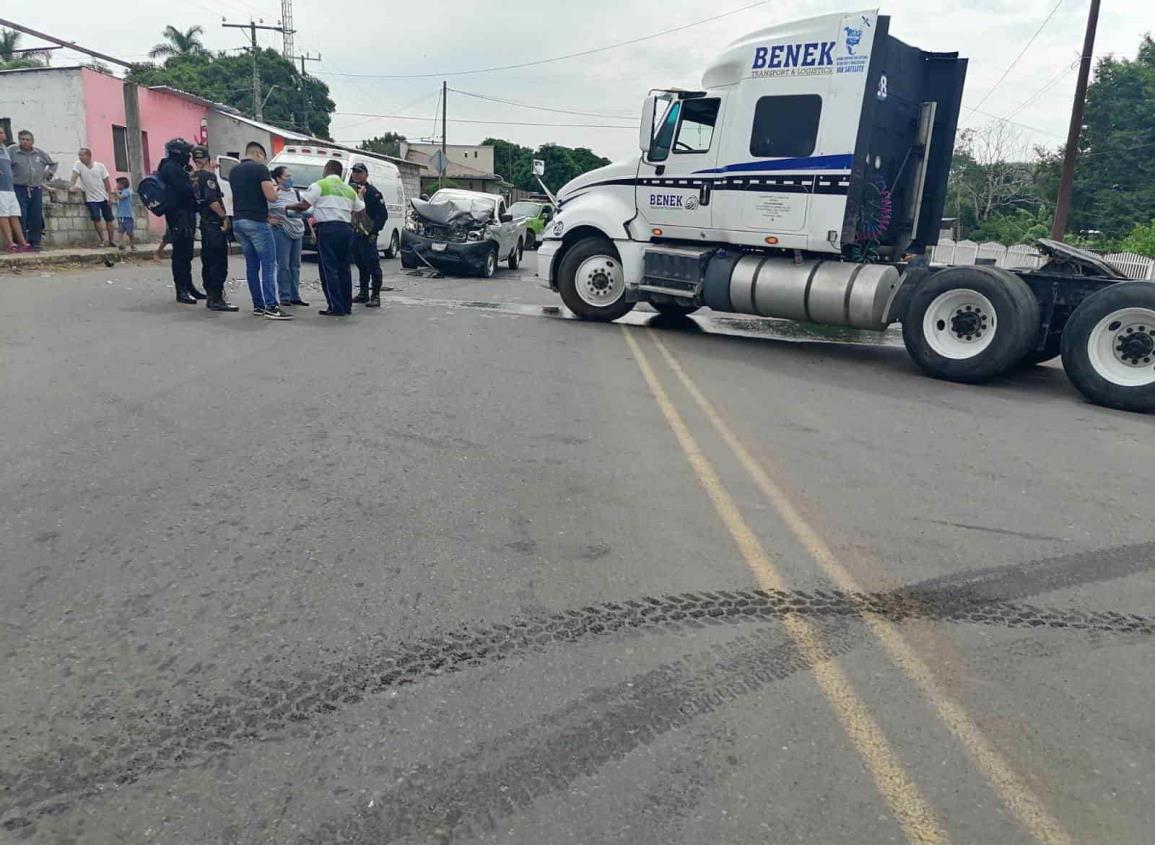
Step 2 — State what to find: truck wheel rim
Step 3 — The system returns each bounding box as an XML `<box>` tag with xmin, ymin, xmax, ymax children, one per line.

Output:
<box><xmin>923</xmin><ymin>288</ymin><xmax>997</xmax><ymax>360</ymax></box>
<box><xmin>1087</xmin><ymin>307</ymin><xmax>1155</xmax><ymax>387</ymax></box>
<box><xmin>575</xmin><ymin>255</ymin><xmax>624</xmax><ymax>307</ymax></box>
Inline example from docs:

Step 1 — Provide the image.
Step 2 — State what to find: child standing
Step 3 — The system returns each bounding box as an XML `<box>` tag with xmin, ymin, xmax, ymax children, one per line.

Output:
<box><xmin>115</xmin><ymin>177</ymin><xmax>136</xmax><ymax>251</ymax></box>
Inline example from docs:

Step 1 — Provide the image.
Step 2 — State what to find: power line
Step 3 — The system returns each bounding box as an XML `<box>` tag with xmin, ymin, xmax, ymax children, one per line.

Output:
<box><xmin>964</xmin><ymin>107</ymin><xmax>1066</xmax><ymax>139</ymax></box>
<box><xmin>314</xmin><ymin>0</ymin><xmax>772</xmax><ymax>79</ymax></box>
<box><xmin>1004</xmin><ymin>61</ymin><xmax>1078</xmax><ymax>122</ymax></box>
<box><xmin>965</xmin><ymin>0</ymin><xmax>1065</xmax><ymax>115</ymax></box>
<box><xmin>332</xmin><ymin>111</ymin><xmax>635</xmax><ymax>129</ymax></box>
<box><xmin>449</xmin><ymin>88</ymin><xmax>633</xmax><ymax>120</ymax></box>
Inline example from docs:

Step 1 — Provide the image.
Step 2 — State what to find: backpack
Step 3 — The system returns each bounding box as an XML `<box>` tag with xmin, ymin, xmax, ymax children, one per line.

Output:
<box><xmin>137</xmin><ymin>174</ymin><xmax>169</xmax><ymax>217</ymax></box>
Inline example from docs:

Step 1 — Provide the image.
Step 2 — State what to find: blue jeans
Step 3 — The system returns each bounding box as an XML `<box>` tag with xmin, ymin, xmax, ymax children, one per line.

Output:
<box><xmin>232</xmin><ymin>218</ymin><xmax>278</xmax><ymax>310</ymax></box>
<box><xmin>14</xmin><ymin>186</ymin><xmax>44</xmax><ymax>246</ymax></box>
<box><xmin>272</xmin><ymin>227</ymin><xmax>302</xmax><ymax>303</ymax></box>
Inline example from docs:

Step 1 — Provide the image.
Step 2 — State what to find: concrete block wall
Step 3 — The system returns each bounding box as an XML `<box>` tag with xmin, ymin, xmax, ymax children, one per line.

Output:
<box><xmin>41</xmin><ymin>185</ymin><xmax>153</xmax><ymax>247</ymax></box>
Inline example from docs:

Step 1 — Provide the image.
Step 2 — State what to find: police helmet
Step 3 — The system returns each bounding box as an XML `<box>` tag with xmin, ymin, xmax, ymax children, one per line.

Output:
<box><xmin>166</xmin><ymin>137</ymin><xmax>193</xmax><ymax>157</ymax></box>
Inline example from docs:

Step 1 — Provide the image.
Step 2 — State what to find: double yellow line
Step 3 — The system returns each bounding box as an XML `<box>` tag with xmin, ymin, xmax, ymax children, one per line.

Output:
<box><xmin>621</xmin><ymin>326</ymin><xmax>1075</xmax><ymax>845</ymax></box>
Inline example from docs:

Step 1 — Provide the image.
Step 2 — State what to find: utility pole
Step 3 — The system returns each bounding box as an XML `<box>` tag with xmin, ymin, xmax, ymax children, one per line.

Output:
<box><xmin>1050</xmin><ymin>0</ymin><xmax>1101</xmax><ymax>241</ymax></box>
<box><xmin>441</xmin><ymin>80</ymin><xmax>448</xmax><ymax>191</ymax></box>
<box><xmin>223</xmin><ymin>20</ymin><xmax>287</xmax><ymax>122</ymax></box>
<box><xmin>297</xmin><ymin>52</ymin><xmax>321</xmax><ymax>136</ymax></box>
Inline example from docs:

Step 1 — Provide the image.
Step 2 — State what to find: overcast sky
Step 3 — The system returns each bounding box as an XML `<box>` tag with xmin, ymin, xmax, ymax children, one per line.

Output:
<box><xmin>14</xmin><ymin>0</ymin><xmax>1151</xmax><ymax>164</ymax></box>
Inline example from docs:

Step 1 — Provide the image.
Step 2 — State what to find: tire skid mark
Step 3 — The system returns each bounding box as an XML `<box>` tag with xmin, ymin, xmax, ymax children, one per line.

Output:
<box><xmin>300</xmin><ymin>622</ymin><xmax>859</xmax><ymax>845</ymax></box>
<box><xmin>2</xmin><ymin>587</ymin><xmax>1152</xmax><ymax>829</ymax></box>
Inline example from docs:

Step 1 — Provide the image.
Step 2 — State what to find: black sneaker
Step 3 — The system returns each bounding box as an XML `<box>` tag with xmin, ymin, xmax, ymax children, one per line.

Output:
<box><xmin>366</xmin><ymin>295</ymin><xmax>381</xmax><ymax>308</ymax></box>
<box><xmin>290</xmin><ymin>298</ymin><xmax>310</xmax><ymax>307</ymax></box>
<box><xmin>352</xmin><ymin>293</ymin><xmax>369</xmax><ymax>304</ymax></box>
<box><xmin>207</xmin><ymin>299</ymin><xmax>239</xmax><ymax>312</ymax></box>
<box><xmin>252</xmin><ymin>307</ymin><xmax>266</xmax><ymax>316</ymax></box>
<box><xmin>264</xmin><ymin>306</ymin><xmax>294</xmax><ymax>321</ymax></box>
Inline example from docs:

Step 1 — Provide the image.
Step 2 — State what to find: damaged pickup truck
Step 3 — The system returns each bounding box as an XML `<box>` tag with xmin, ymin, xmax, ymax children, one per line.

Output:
<box><xmin>401</xmin><ymin>189</ymin><xmax>528</xmax><ymax>277</ymax></box>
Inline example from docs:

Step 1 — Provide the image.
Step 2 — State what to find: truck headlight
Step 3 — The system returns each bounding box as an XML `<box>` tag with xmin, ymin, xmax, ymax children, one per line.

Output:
<box><xmin>466</xmin><ymin>230</ymin><xmax>483</xmax><ymax>242</ymax></box>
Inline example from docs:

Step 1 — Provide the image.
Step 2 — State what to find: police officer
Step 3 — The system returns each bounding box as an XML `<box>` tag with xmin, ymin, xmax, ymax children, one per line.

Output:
<box><xmin>157</xmin><ymin>138</ymin><xmax>204</xmax><ymax>304</ymax></box>
<box><xmin>350</xmin><ymin>162</ymin><xmax>388</xmax><ymax>308</ymax></box>
<box><xmin>191</xmin><ymin>146</ymin><xmax>237</xmax><ymax>312</ymax></box>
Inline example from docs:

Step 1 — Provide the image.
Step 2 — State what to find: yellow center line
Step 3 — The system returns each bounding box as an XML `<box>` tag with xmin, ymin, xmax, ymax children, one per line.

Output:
<box><xmin>620</xmin><ymin>326</ymin><xmax>950</xmax><ymax>845</ymax></box>
<box><xmin>646</xmin><ymin>328</ymin><xmax>1077</xmax><ymax>845</ymax></box>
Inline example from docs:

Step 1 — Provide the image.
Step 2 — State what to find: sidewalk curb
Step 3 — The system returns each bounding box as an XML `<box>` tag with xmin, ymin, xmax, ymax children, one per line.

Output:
<box><xmin>0</xmin><ymin>244</ymin><xmax>244</xmax><ymax>273</ymax></box>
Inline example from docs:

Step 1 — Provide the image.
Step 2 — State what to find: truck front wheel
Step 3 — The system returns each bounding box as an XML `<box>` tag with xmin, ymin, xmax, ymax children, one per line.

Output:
<box><xmin>1061</xmin><ymin>281</ymin><xmax>1155</xmax><ymax>412</ymax></box>
<box><xmin>902</xmin><ymin>266</ymin><xmax>1039</xmax><ymax>383</ymax></box>
<box><xmin>558</xmin><ymin>237</ymin><xmax>636</xmax><ymax>322</ymax></box>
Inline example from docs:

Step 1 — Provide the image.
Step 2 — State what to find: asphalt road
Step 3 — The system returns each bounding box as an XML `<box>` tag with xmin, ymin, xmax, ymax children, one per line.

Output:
<box><xmin>1</xmin><ymin>253</ymin><xmax>1153</xmax><ymax>845</ymax></box>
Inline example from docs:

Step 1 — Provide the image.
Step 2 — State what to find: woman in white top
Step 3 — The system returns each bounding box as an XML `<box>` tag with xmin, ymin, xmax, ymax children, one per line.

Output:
<box><xmin>268</xmin><ymin>166</ymin><xmax>308</xmax><ymax>307</ymax></box>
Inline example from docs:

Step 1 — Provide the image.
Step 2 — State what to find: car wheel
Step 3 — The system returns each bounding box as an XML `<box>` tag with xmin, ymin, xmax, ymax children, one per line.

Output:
<box><xmin>508</xmin><ymin>239</ymin><xmax>523</xmax><ymax>270</ymax></box>
<box><xmin>481</xmin><ymin>245</ymin><xmax>498</xmax><ymax>278</ymax></box>
<box><xmin>385</xmin><ymin>230</ymin><xmax>400</xmax><ymax>259</ymax></box>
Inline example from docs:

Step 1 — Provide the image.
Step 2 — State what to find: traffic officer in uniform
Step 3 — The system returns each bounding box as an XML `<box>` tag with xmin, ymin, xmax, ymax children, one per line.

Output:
<box><xmin>290</xmin><ymin>160</ymin><xmax>364</xmax><ymax>316</ymax></box>
<box><xmin>157</xmin><ymin>138</ymin><xmax>204</xmax><ymax>304</ymax></box>
<box><xmin>349</xmin><ymin>162</ymin><xmax>388</xmax><ymax>308</ymax></box>
<box><xmin>191</xmin><ymin>145</ymin><xmax>237</xmax><ymax>312</ymax></box>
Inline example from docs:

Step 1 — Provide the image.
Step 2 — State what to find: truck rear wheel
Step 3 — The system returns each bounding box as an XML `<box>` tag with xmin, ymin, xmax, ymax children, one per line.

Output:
<box><xmin>1061</xmin><ymin>281</ymin><xmax>1155</xmax><ymax>412</ymax></box>
<box><xmin>902</xmin><ymin>266</ymin><xmax>1039</xmax><ymax>383</ymax></box>
<box><xmin>558</xmin><ymin>237</ymin><xmax>636</xmax><ymax>322</ymax></box>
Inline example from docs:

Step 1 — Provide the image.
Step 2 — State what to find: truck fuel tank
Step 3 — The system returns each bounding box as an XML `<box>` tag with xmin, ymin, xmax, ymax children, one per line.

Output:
<box><xmin>722</xmin><ymin>255</ymin><xmax>899</xmax><ymax>330</ymax></box>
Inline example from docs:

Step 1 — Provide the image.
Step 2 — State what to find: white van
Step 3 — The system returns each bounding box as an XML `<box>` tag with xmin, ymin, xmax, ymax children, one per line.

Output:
<box><xmin>267</xmin><ymin>145</ymin><xmax>408</xmax><ymax>256</ymax></box>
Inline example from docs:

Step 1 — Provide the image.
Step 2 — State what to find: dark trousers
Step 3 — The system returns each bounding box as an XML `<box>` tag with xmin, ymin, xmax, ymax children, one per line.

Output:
<box><xmin>166</xmin><ymin>209</ymin><xmax>196</xmax><ymax>295</ymax></box>
<box><xmin>316</xmin><ymin>221</ymin><xmax>354</xmax><ymax>314</ymax></box>
<box><xmin>199</xmin><ymin>220</ymin><xmax>229</xmax><ymax>300</ymax></box>
<box><xmin>14</xmin><ymin>186</ymin><xmax>44</xmax><ymax>246</ymax></box>
<box><xmin>353</xmin><ymin>233</ymin><xmax>382</xmax><ymax>295</ymax></box>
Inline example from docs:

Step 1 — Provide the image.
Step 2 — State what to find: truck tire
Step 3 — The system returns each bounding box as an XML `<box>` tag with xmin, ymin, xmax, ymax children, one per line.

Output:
<box><xmin>1060</xmin><ymin>281</ymin><xmax>1155</xmax><ymax>412</ymax></box>
<box><xmin>902</xmin><ymin>266</ymin><xmax>1039</xmax><ymax>383</ymax></box>
<box><xmin>652</xmin><ymin>300</ymin><xmax>701</xmax><ymax>316</ymax></box>
<box><xmin>385</xmin><ymin>230</ymin><xmax>400</xmax><ymax>259</ymax></box>
<box><xmin>481</xmin><ymin>245</ymin><xmax>498</xmax><ymax>278</ymax></box>
<box><xmin>508</xmin><ymin>238</ymin><xmax>523</xmax><ymax>270</ymax></box>
<box><xmin>558</xmin><ymin>236</ymin><xmax>636</xmax><ymax>322</ymax></box>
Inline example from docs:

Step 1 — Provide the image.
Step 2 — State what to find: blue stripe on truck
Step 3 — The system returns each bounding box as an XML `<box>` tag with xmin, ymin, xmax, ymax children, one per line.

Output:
<box><xmin>694</xmin><ymin>154</ymin><xmax>854</xmax><ymax>175</ymax></box>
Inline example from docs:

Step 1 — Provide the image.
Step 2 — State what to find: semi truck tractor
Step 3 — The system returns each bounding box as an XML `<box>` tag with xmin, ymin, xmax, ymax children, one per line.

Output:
<box><xmin>536</xmin><ymin>9</ymin><xmax>1155</xmax><ymax>412</ymax></box>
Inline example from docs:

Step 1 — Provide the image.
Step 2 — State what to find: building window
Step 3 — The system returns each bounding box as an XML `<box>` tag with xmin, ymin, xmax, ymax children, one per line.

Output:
<box><xmin>112</xmin><ymin>125</ymin><xmax>129</xmax><ymax>171</ymax></box>
<box><xmin>749</xmin><ymin>95</ymin><xmax>822</xmax><ymax>158</ymax></box>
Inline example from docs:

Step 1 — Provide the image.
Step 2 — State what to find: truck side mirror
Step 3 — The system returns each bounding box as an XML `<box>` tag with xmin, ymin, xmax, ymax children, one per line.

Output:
<box><xmin>500</xmin><ymin>212</ymin><xmax>513</xmax><ymax>223</ymax></box>
<box><xmin>639</xmin><ymin>95</ymin><xmax>657</xmax><ymax>153</ymax></box>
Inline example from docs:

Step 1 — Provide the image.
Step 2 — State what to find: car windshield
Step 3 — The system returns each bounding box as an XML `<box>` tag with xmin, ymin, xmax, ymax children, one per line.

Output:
<box><xmin>509</xmin><ymin>202</ymin><xmax>543</xmax><ymax>217</ymax></box>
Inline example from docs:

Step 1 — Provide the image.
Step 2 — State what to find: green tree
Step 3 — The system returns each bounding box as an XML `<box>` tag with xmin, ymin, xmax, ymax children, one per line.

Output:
<box><xmin>0</xmin><ymin>27</ymin><xmax>52</xmax><ymax>69</ymax></box>
<box><xmin>482</xmin><ymin>138</ymin><xmax>609</xmax><ymax>193</ymax></box>
<box><xmin>1119</xmin><ymin>219</ymin><xmax>1155</xmax><ymax>257</ymax></box>
<box><xmin>361</xmin><ymin>132</ymin><xmax>406</xmax><ymax>158</ymax></box>
<box><xmin>1068</xmin><ymin>35</ymin><xmax>1155</xmax><ymax>240</ymax></box>
<box><xmin>149</xmin><ymin>25</ymin><xmax>207</xmax><ymax>60</ymax></box>
<box><xmin>129</xmin><ymin>49</ymin><xmax>335</xmax><ymax>138</ymax></box>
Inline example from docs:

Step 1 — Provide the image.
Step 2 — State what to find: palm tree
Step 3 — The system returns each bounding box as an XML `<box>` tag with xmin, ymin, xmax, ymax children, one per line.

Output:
<box><xmin>0</xmin><ymin>28</ymin><xmax>52</xmax><ymax>68</ymax></box>
<box><xmin>148</xmin><ymin>25</ymin><xmax>207</xmax><ymax>60</ymax></box>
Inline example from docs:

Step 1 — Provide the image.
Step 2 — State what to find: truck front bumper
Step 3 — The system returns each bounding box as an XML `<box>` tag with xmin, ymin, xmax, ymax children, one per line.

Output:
<box><xmin>401</xmin><ymin>231</ymin><xmax>493</xmax><ymax>277</ymax></box>
<box><xmin>536</xmin><ymin>239</ymin><xmax>561</xmax><ymax>290</ymax></box>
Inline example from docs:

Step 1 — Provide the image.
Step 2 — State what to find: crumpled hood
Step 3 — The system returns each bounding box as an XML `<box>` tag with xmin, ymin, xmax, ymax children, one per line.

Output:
<box><xmin>411</xmin><ymin>196</ymin><xmax>494</xmax><ymax>227</ymax></box>
<box><xmin>557</xmin><ymin>157</ymin><xmax>640</xmax><ymax>206</ymax></box>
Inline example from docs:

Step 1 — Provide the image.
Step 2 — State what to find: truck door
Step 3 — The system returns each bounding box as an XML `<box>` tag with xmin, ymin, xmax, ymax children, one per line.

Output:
<box><xmin>637</xmin><ymin>96</ymin><xmax>722</xmax><ymax>238</ymax></box>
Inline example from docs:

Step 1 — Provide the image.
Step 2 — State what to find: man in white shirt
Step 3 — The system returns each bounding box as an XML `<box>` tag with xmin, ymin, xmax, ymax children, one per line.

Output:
<box><xmin>290</xmin><ymin>160</ymin><xmax>365</xmax><ymax>316</ymax></box>
<box><xmin>69</xmin><ymin>148</ymin><xmax>115</xmax><ymax>248</ymax></box>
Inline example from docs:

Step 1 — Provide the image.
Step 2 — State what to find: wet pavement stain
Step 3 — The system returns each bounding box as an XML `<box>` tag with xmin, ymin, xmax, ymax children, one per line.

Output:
<box><xmin>4</xmin><ymin>540</ymin><xmax>1154</xmax><ymax>832</ymax></box>
<box><xmin>380</xmin><ymin>296</ymin><xmax>905</xmax><ymax>348</ymax></box>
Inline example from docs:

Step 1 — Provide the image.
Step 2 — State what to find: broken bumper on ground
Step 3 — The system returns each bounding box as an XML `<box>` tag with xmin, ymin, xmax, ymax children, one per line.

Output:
<box><xmin>401</xmin><ymin>231</ymin><xmax>492</xmax><ymax>276</ymax></box>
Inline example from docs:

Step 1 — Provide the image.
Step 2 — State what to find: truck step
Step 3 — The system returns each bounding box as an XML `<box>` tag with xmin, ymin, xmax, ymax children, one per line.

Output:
<box><xmin>640</xmin><ymin>245</ymin><xmax>714</xmax><ymax>299</ymax></box>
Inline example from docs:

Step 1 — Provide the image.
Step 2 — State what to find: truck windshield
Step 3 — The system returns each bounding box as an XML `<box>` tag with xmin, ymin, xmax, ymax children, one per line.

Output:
<box><xmin>509</xmin><ymin>202</ymin><xmax>543</xmax><ymax>218</ymax></box>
